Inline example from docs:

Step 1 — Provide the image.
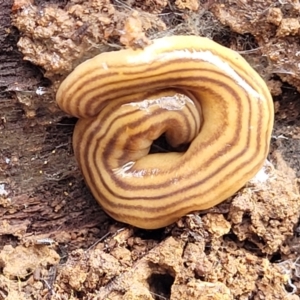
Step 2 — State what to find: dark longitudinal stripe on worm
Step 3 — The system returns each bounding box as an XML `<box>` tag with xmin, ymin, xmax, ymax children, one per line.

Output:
<box><xmin>57</xmin><ymin>36</ymin><xmax>274</xmax><ymax>229</ymax></box>
<box><xmin>103</xmin><ymin>107</ymin><xmax>264</xmax><ymax>217</ymax></box>
<box><xmin>84</xmin><ymin>118</ymin><xmax>237</xmax><ymax>199</ymax></box>
<box><xmin>87</xmin><ymin>76</ymin><xmax>231</xmax><ymax>118</ymax></box>
<box><xmin>104</xmin><ymin>157</ymin><xmax>266</xmax><ymax>222</ymax></box>
<box><xmin>83</xmin><ymin>81</ymin><xmax>235</xmax><ymax>190</ymax></box>
<box><xmin>63</xmin><ymin>65</ymin><xmax>243</xmax><ymax>118</ymax></box>
<box><xmin>86</xmin><ymin>103</ymin><xmax>256</xmax><ymax>211</ymax></box>
<box><xmin>78</xmin><ymin>89</ymin><xmax>251</xmax><ymax>205</ymax></box>
<box><xmin>83</xmin><ymin>81</ymin><xmax>245</xmax><ymax>200</ymax></box>
<box><xmin>63</xmin><ymin>56</ymin><xmax>258</xmax><ymax>117</ymax></box>
<box><xmin>115</xmin><ymin>107</ymin><xmax>197</xmax><ymax>162</ymax></box>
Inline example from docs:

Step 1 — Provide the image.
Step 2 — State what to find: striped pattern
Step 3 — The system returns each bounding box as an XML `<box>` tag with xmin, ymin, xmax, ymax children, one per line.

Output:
<box><xmin>56</xmin><ymin>36</ymin><xmax>274</xmax><ymax>229</ymax></box>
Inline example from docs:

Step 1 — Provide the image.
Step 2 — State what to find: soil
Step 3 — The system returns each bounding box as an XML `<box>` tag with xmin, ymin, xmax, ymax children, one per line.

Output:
<box><xmin>1</xmin><ymin>0</ymin><xmax>300</xmax><ymax>299</ymax></box>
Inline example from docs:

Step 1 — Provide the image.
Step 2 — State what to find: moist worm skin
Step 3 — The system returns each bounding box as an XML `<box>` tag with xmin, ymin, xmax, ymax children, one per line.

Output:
<box><xmin>56</xmin><ymin>35</ymin><xmax>274</xmax><ymax>229</ymax></box>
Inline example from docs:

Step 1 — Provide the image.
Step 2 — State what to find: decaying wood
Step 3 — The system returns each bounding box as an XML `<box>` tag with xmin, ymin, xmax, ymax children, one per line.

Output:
<box><xmin>1</xmin><ymin>1</ymin><xmax>300</xmax><ymax>299</ymax></box>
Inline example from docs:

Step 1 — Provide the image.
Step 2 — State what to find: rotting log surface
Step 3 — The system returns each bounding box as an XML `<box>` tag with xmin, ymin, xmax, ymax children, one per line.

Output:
<box><xmin>1</xmin><ymin>1</ymin><xmax>300</xmax><ymax>299</ymax></box>
<box><xmin>0</xmin><ymin>0</ymin><xmax>111</xmax><ymax>250</ymax></box>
